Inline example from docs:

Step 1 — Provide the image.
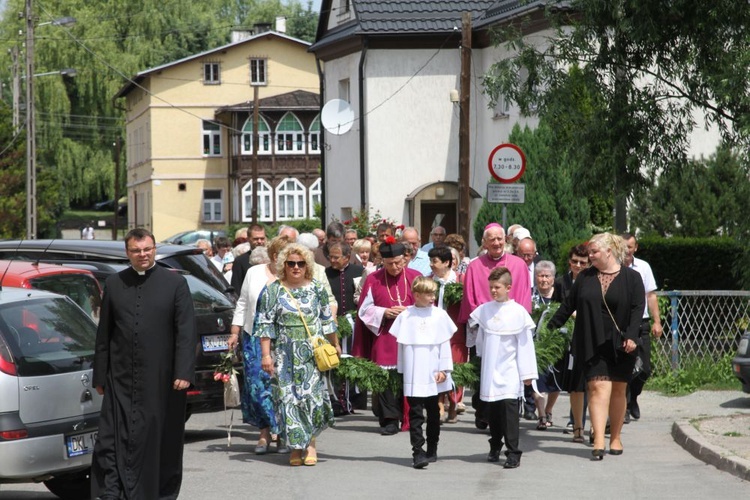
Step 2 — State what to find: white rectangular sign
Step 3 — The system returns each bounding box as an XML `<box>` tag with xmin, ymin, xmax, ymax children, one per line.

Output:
<box><xmin>487</xmin><ymin>183</ymin><xmax>525</xmax><ymax>204</ymax></box>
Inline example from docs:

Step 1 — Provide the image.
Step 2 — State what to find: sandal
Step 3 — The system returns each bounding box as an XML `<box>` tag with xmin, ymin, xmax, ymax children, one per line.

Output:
<box><xmin>536</xmin><ymin>417</ymin><xmax>548</xmax><ymax>431</ymax></box>
<box><xmin>545</xmin><ymin>412</ymin><xmax>553</xmax><ymax>427</ymax></box>
<box><xmin>572</xmin><ymin>427</ymin><xmax>584</xmax><ymax>444</ymax></box>
<box><xmin>289</xmin><ymin>452</ymin><xmax>303</xmax><ymax>467</ymax></box>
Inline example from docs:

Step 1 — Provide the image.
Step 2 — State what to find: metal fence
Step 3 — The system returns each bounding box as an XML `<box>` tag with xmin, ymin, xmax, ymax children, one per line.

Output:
<box><xmin>652</xmin><ymin>290</ymin><xmax>750</xmax><ymax>374</ymax></box>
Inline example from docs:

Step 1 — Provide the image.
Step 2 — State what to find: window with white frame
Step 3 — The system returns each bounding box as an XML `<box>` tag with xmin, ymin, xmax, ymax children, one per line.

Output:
<box><xmin>203</xmin><ymin>189</ymin><xmax>223</xmax><ymax>222</ymax></box>
<box><xmin>242</xmin><ymin>179</ymin><xmax>273</xmax><ymax>222</ymax></box>
<box><xmin>241</xmin><ymin>117</ymin><xmax>271</xmax><ymax>155</ymax></box>
<box><xmin>202</xmin><ymin>121</ymin><xmax>222</xmax><ymax>156</ymax></box>
<box><xmin>309</xmin><ymin>115</ymin><xmax>321</xmax><ymax>153</ymax></box>
<box><xmin>308</xmin><ymin>178</ymin><xmax>321</xmax><ymax>217</ymax></box>
<box><xmin>276</xmin><ymin>178</ymin><xmax>306</xmax><ymax>220</ymax></box>
<box><xmin>250</xmin><ymin>58</ymin><xmax>267</xmax><ymax>86</ymax></box>
<box><xmin>276</xmin><ymin>113</ymin><xmax>304</xmax><ymax>154</ymax></box>
<box><xmin>203</xmin><ymin>62</ymin><xmax>220</xmax><ymax>84</ymax></box>
<box><xmin>492</xmin><ymin>94</ymin><xmax>510</xmax><ymax>118</ymax></box>
<box><xmin>338</xmin><ymin>78</ymin><xmax>350</xmax><ymax>102</ymax></box>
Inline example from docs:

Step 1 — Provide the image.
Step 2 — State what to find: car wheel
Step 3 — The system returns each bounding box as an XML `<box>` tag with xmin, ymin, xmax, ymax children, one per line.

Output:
<box><xmin>43</xmin><ymin>469</ymin><xmax>91</xmax><ymax>500</ymax></box>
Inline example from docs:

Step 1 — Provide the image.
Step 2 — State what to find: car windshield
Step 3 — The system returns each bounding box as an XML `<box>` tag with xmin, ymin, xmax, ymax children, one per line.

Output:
<box><xmin>184</xmin><ymin>274</ymin><xmax>234</xmax><ymax>314</ymax></box>
<box><xmin>159</xmin><ymin>253</ymin><xmax>232</xmax><ymax>295</ymax></box>
<box><xmin>0</xmin><ymin>297</ymin><xmax>96</xmax><ymax>376</ymax></box>
<box><xmin>28</xmin><ymin>274</ymin><xmax>102</xmax><ymax>324</ymax></box>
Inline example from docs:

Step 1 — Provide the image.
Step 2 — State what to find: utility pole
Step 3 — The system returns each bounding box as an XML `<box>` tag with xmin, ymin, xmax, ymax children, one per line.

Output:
<box><xmin>11</xmin><ymin>47</ymin><xmax>20</xmax><ymax>131</ymax></box>
<box><xmin>25</xmin><ymin>0</ymin><xmax>37</xmax><ymax>239</ymax></box>
<box><xmin>250</xmin><ymin>85</ymin><xmax>260</xmax><ymax>223</ymax></box>
<box><xmin>113</xmin><ymin>138</ymin><xmax>121</xmax><ymax>240</ymax></box>
<box><xmin>457</xmin><ymin>12</ymin><xmax>472</xmax><ymax>244</ymax></box>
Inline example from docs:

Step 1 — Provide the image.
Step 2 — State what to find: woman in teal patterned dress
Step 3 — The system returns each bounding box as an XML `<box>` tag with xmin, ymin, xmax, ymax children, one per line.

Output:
<box><xmin>257</xmin><ymin>243</ymin><xmax>341</xmax><ymax>466</ymax></box>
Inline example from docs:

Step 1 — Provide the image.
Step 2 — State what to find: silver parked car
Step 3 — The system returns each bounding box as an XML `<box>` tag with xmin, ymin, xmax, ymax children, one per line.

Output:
<box><xmin>0</xmin><ymin>287</ymin><xmax>102</xmax><ymax>499</ymax></box>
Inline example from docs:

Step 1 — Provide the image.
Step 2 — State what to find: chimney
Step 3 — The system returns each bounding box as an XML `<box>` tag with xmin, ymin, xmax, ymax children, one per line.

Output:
<box><xmin>276</xmin><ymin>16</ymin><xmax>287</xmax><ymax>34</ymax></box>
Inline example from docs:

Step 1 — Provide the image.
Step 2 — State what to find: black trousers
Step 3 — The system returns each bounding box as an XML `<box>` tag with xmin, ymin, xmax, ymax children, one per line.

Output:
<box><xmin>372</xmin><ymin>387</ymin><xmax>403</xmax><ymax>427</ymax></box>
<box><xmin>407</xmin><ymin>395</ymin><xmax>440</xmax><ymax>453</ymax></box>
<box><xmin>629</xmin><ymin>320</ymin><xmax>652</xmax><ymax>401</ymax></box>
<box><xmin>487</xmin><ymin>398</ymin><xmax>521</xmax><ymax>458</ymax></box>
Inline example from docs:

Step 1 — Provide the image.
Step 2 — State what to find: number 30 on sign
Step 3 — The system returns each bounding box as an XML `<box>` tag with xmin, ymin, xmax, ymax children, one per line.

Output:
<box><xmin>488</xmin><ymin>143</ymin><xmax>526</xmax><ymax>184</ymax></box>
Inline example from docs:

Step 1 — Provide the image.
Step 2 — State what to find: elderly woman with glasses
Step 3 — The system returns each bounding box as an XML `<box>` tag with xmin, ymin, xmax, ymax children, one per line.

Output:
<box><xmin>256</xmin><ymin>243</ymin><xmax>341</xmax><ymax>466</ymax></box>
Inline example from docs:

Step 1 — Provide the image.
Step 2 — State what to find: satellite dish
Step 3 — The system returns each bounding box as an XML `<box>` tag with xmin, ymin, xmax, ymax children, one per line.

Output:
<box><xmin>321</xmin><ymin>99</ymin><xmax>355</xmax><ymax>135</ymax></box>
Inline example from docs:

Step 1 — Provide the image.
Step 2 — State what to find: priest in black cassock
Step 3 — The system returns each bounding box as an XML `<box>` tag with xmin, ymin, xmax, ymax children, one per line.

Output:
<box><xmin>91</xmin><ymin>228</ymin><xmax>196</xmax><ymax>500</ymax></box>
<box><xmin>324</xmin><ymin>241</ymin><xmax>364</xmax><ymax>413</ymax></box>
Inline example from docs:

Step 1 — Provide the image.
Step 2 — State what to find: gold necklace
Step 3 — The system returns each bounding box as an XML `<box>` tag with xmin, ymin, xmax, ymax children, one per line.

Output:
<box><xmin>385</xmin><ymin>270</ymin><xmax>407</xmax><ymax>306</ymax></box>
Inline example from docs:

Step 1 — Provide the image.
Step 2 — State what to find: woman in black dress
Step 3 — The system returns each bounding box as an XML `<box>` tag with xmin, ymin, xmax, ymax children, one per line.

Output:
<box><xmin>548</xmin><ymin>233</ymin><xmax>644</xmax><ymax>459</ymax></box>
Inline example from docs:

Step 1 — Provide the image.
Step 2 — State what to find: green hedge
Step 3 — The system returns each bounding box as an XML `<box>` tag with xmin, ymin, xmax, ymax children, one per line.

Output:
<box><xmin>553</xmin><ymin>236</ymin><xmax>743</xmax><ymax>291</ymax></box>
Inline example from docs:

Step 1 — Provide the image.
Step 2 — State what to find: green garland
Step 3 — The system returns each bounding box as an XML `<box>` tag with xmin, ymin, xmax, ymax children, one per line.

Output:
<box><xmin>451</xmin><ymin>360</ymin><xmax>480</xmax><ymax>391</ymax></box>
<box><xmin>442</xmin><ymin>282</ymin><xmax>464</xmax><ymax>307</ymax></box>
<box><xmin>336</xmin><ymin>310</ymin><xmax>357</xmax><ymax>339</ymax></box>
<box><xmin>533</xmin><ymin>302</ymin><xmax>574</xmax><ymax>369</ymax></box>
<box><xmin>335</xmin><ymin>356</ymin><xmax>402</xmax><ymax>393</ymax></box>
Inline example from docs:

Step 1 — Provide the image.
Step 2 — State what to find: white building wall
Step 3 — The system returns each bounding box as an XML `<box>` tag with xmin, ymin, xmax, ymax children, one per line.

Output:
<box><xmin>363</xmin><ymin>49</ymin><xmax>462</xmax><ymax>224</ymax></box>
<box><xmin>321</xmin><ymin>53</ymin><xmax>361</xmax><ymax>221</ymax></box>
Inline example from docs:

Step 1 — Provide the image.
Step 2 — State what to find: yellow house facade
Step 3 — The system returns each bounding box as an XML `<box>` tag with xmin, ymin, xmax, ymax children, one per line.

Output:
<box><xmin>115</xmin><ymin>29</ymin><xmax>320</xmax><ymax>239</ymax></box>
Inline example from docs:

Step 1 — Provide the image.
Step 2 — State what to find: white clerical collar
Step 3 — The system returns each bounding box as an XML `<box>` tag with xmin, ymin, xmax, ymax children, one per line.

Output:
<box><xmin>134</xmin><ymin>263</ymin><xmax>156</xmax><ymax>275</ymax></box>
<box><xmin>489</xmin><ymin>252</ymin><xmax>505</xmax><ymax>261</ymax></box>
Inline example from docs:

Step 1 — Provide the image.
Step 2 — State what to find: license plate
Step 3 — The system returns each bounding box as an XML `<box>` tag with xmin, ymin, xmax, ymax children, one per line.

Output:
<box><xmin>66</xmin><ymin>430</ymin><xmax>97</xmax><ymax>457</ymax></box>
<box><xmin>202</xmin><ymin>334</ymin><xmax>230</xmax><ymax>352</ymax></box>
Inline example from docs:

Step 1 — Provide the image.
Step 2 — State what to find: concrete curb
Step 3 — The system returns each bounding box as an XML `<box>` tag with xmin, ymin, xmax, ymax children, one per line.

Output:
<box><xmin>672</xmin><ymin>420</ymin><xmax>750</xmax><ymax>482</ymax></box>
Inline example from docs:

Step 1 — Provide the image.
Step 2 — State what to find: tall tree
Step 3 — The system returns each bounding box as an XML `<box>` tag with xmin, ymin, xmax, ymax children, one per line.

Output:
<box><xmin>0</xmin><ymin>104</ymin><xmax>63</xmax><ymax>237</ymax></box>
<box><xmin>482</xmin><ymin>0</ymin><xmax>750</xmax><ymax>230</ymax></box>
<box><xmin>631</xmin><ymin>145</ymin><xmax>750</xmax><ymax>238</ymax></box>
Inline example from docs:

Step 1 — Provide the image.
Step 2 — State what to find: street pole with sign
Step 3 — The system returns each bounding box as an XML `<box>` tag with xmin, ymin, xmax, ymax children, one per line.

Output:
<box><xmin>487</xmin><ymin>143</ymin><xmax>526</xmax><ymax>229</ymax></box>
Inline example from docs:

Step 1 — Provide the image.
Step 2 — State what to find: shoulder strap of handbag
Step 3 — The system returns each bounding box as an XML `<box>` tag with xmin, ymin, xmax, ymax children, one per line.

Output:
<box><xmin>601</xmin><ymin>286</ymin><xmax>623</xmax><ymax>336</ymax></box>
<box><xmin>280</xmin><ymin>283</ymin><xmax>315</xmax><ymax>341</ymax></box>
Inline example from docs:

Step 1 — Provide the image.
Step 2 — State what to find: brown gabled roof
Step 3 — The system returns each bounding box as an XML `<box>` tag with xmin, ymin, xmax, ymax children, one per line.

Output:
<box><xmin>215</xmin><ymin>90</ymin><xmax>320</xmax><ymax>114</ymax></box>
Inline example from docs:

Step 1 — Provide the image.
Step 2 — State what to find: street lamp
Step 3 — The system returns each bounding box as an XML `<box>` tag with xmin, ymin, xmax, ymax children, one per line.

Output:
<box><xmin>24</xmin><ymin>0</ymin><xmax>76</xmax><ymax>239</ymax></box>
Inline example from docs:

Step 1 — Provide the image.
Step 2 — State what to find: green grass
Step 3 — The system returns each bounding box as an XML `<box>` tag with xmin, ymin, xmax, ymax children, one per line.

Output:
<box><xmin>646</xmin><ymin>349</ymin><xmax>739</xmax><ymax>395</ymax></box>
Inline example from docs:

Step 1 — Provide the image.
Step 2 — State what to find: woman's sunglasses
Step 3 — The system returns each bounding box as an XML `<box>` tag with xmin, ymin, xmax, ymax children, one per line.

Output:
<box><xmin>285</xmin><ymin>260</ymin><xmax>306</xmax><ymax>268</ymax></box>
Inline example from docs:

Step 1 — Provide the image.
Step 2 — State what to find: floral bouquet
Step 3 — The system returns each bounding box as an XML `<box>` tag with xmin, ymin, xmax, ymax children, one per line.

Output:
<box><xmin>213</xmin><ymin>352</ymin><xmax>241</xmax><ymax>408</ymax></box>
<box><xmin>213</xmin><ymin>352</ymin><xmax>241</xmax><ymax>446</ymax></box>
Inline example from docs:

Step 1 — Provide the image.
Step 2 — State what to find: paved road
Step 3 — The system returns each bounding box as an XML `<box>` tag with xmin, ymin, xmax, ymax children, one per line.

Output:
<box><xmin>3</xmin><ymin>390</ymin><xmax>749</xmax><ymax>499</ymax></box>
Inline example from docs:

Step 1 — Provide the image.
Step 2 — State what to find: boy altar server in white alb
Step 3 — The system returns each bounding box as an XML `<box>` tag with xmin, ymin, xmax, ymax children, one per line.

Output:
<box><xmin>470</xmin><ymin>267</ymin><xmax>538</xmax><ymax>469</ymax></box>
<box><xmin>391</xmin><ymin>277</ymin><xmax>456</xmax><ymax>469</ymax></box>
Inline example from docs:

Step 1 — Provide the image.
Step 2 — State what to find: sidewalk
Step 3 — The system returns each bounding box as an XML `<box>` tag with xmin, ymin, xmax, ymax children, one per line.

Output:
<box><xmin>633</xmin><ymin>388</ymin><xmax>750</xmax><ymax>481</ymax></box>
<box><xmin>673</xmin><ymin>411</ymin><xmax>750</xmax><ymax>481</ymax></box>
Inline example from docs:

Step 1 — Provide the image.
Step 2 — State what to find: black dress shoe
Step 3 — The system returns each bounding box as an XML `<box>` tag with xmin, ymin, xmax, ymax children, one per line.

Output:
<box><xmin>630</xmin><ymin>399</ymin><xmax>641</xmax><ymax>420</ymax></box>
<box><xmin>503</xmin><ymin>456</ymin><xmax>521</xmax><ymax>469</ymax></box>
<box><xmin>381</xmin><ymin>423</ymin><xmax>399</xmax><ymax>436</ymax></box>
<box><xmin>413</xmin><ymin>451</ymin><xmax>429</xmax><ymax>469</ymax></box>
<box><xmin>426</xmin><ymin>446</ymin><xmax>438</xmax><ymax>463</ymax></box>
<box><xmin>523</xmin><ymin>411</ymin><xmax>537</xmax><ymax>421</ymax></box>
<box><xmin>624</xmin><ymin>410</ymin><xmax>631</xmax><ymax>424</ymax></box>
<box><xmin>487</xmin><ymin>449</ymin><xmax>501</xmax><ymax>462</ymax></box>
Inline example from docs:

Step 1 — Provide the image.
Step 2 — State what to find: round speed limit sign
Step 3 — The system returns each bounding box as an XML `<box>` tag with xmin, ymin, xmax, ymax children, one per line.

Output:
<box><xmin>488</xmin><ymin>143</ymin><xmax>526</xmax><ymax>183</ymax></box>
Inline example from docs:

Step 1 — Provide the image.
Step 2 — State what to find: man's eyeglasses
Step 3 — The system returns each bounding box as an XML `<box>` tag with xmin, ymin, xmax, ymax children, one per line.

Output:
<box><xmin>570</xmin><ymin>259</ymin><xmax>588</xmax><ymax>267</ymax></box>
<box><xmin>127</xmin><ymin>247</ymin><xmax>155</xmax><ymax>255</ymax></box>
<box><xmin>285</xmin><ymin>260</ymin><xmax>306</xmax><ymax>269</ymax></box>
